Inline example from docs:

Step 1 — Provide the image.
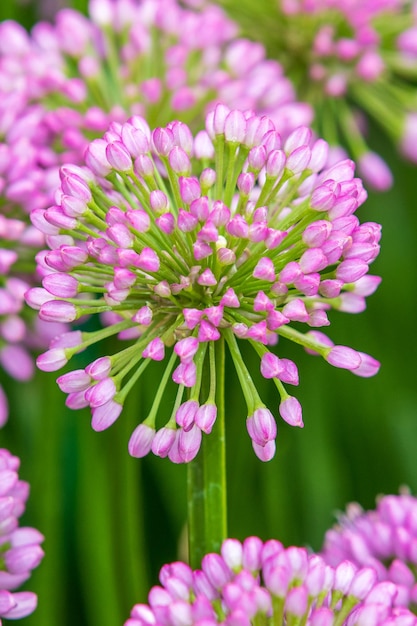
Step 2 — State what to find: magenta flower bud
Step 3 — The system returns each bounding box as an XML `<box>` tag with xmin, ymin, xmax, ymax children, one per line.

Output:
<box><xmin>42</xmin><ymin>273</ymin><xmax>79</xmax><ymax>298</ymax></box>
<box><xmin>302</xmin><ymin>221</ymin><xmax>332</xmax><ymax>248</ymax></box>
<box><xmin>39</xmin><ymin>300</ymin><xmax>77</xmax><ymax>323</ymax></box>
<box><xmin>260</xmin><ymin>353</ymin><xmax>283</xmax><ymax>379</ymax></box>
<box><xmin>299</xmin><ymin>248</ymin><xmax>328</xmax><ymax>273</ymax></box>
<box><xmin>91</xmin><ymin>400</ymin><xmax>123</xmax><ymax>431</ymax></box>
<box><xmin>0</xmin><ymin>591</ymin><xmax>38</xmax><ymax>619</ymax></box>
<box><xmin>227</xmin><ymin>215</ymin><xmax>249</xmax><ymax>239</ymax></box>
<box><xmin>121</xmin><ymin>124</ymin><xmax>149</xmax><ymax>157</ymax></box>
<box><xmin>265</xmin><ymin>150</ymin><xmax>286</xmax><ymax>178</ymax></box>
<box><xmin>156</xmin><ymin>213</ymin><xmax>175</xmax><ymax>235</ymax></box>
<box><xmin>151</xmin><ymin>427</ymin><xmax>176</xmax><ymax>458</ymax></box>
<box><xmin>325</xmin><ymin>345</ymin><xmax>362</xmax><ymax>370</ymax></box>
<box><xmin>179</xmin><ymin>177</ymin><xmax>201</xmax><ymax>205</ymax></box>
<box><xmin>279</xmin><ymin>396</ymin><xmax>303</xmax><ymax>427</ymax></box>
<box><xmin>309</xmin><ymin>139</ymin><xmax>329</xmax><ymax>172</ymax></box>
<box><xmin>135</xmin><ymin>154</ymin><xmax>155</xmax><ymax>178</ymax></box>
<box><xmin>152</xmin><ymin>127</ymin><xmax>174</xmax><ymax>157</ymax></box>
<box><xmin>319</xmin><ymin>279</ymin><xmax>343</xmax><ymax>298</ymax></box>
<box><xmin>202</xmin><ymin>553</ymin><xmax>232</xmax><ymax>590</ymax></box>
<box><xmin>128</xmin><ymin>423</ymin><xmax>156</xmax><ymax>458</ymax></box>
<box><xmin>198</xmin><ymin>320</ymin><xmax>220</xmax><ymax>342</ymax></box>
<box><xmin>169</xmin><ymin>146</ymin><xmax>192</xmax><ymax>176</ymax></box>
<box><xmin>195</xmin><ymin>404</ymin><xmax>217</xmax><ymax>434</ymax></box>
<box><xmin>178</xmin><ymin>424</ymin><xmax>202</xmax><ymax>462</ymax></box>
<box><xmin>178</xmin><ymin>210</ymin><xmax>198</xmax><ymax>233</ymax></box>
<box><xmin>85</xmin><ymin>378</ymin><xmax>117</xmax><ymax>408</ymax></box>
<box><xmin>247</xmin><ymin>408</ymin><xmax>277</xmax><ymax>446</ymax></box>
<box><xmin>61</xmin><ymin>173</ymin><xmax>92</xmax><ymax>202</ymax></box>
<box><xmin>172</xmin><ymin>362</ymin><xmax>197</xmax><ymax>387</ymax></box>
<box><xmin>126</xmin><ymin>210</ymin><xmax>150</xmax><ymax>232</ymax></box>
<box><xmin>253</xmin><ymin>257</ymin><xmax>275</xmax><ymax>281</ymax></box>
<box><xmin>175</xmin><ymin>400</ymin><xmax>199</xmax><ymax>431</ymax></box>
<box><xmin>248</xmin><ymin>145</ymin><xmax>267</xmax><ymax>171</ymax></box>
<box><xmin>282</xmin><ymin>299</ymin><xmax>309</xmax><ymax>322</ymax></box>
<box><xmin>174</xmin><ymin>337</ymin><xmax>199</xmax><ymax>363</ymax></box>
<box><xmin>85</xmin><ymin>357</ymin><xmax>112</xmax><ymax>381</ymax></box>
<box><xmin>334</xmin><ymin>561</ymin><xmax>357</xmax><ymax>594</ymax></box>
<box><xmin>137</xmin><ymin>248</ymin><xmax>160</xmax><ymax>272</ymax></box>
<box><xmin>142</xmin><ymin>338</ymin><xmax>165</xmax><ymax>361</ymax></box>
<box><xmin>336</xmin><ymin>259</ymin><xmax>369</xmax><ymax>283</ymax></box>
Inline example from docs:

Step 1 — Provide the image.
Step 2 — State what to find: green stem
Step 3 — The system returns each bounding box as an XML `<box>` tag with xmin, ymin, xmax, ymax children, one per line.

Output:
<box><xmin>187</xmin><ymin>338</ymin><xmax>227</xmax><ymax>567</ymax></box>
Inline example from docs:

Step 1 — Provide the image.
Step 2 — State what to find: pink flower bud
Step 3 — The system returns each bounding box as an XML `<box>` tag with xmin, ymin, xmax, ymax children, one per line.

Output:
<box><xmin>128</xmin><ymin>423</ymin><xmax>156</xmax><ymax>458</ymax></box>
<box><xmin>91</xmin><ymin>400</ymin><xmax>123</xmax><ymax>431</ymax></box>
<box><xmin>178</xmin><ymin>424</ymin><xmax>202</xmax><ymax>462</ymax></box>
<box><xmin>325</xmin><ymin>345</ymin><xmax>362</xmax><ymax>370</ymax></box>
<box><xmin>279</xmin><ymin>396</ymin><xmax>303</xmax><ymax>427</ymax></box>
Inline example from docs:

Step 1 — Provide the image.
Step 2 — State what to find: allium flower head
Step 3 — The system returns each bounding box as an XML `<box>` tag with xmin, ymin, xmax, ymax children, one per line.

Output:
<box><xmin>0</xmin><ymin>448</ymin><xmax>44</xmax><ymax>622</ymax></box>
<box><xmin>30</xmin><ymin>105</ymin><xmax>381</xmax><ymax>462</ymax></box>
<box><xmin>124</xmin><ymin>536</ymin><xmax>417</xmax><ymax>626</ymax></box>
<box><xmin>217</xmin><ymin>0</ymin><xmax>417</xmax><ymax>190</ymax></box>
<box><xmin>0</xmin><ymin>0</ymin><xmax>310</xmax><ymax>425</ymax></box>
<box><xmin>322</xmin><ymin>492</ymin><xmax>417</xmax><ymax>608</ymax></box>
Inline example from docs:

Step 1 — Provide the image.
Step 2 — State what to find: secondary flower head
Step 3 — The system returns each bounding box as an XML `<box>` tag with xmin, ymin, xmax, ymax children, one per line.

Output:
<box><xmin>124</xmin><ymin>536</ymin><xmax>417</xmax><ymax>626</ymax></box>
<box><xmin>216</xmin><ymin>0</ymin><xmax>417</xmax><ymax>191</ymax></box>
<box><xmin>0</xmin><ymin>0</ymin><xmax>310</xmax><ymax>426</ymax></box>
<box><xmin>30</xmin><ymin>105</ymin><xmax>381</xmax><ymax>462</ymax></box>
<box><xmin>322</xmin><ymin>492</ymin><xmax>417</xmax><ymax>608</ymax></box>
<box><xmin>0</xmin><ymin>448</ymin><xmax>44</xmax><ymax>622</ymax></box>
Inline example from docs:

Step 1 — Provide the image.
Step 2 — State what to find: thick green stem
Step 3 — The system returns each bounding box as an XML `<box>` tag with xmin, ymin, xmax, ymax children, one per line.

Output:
<box><xmin>187</xmin><ymin>338</ymin><xmax>227</xmax><ymax>567</ymax></box>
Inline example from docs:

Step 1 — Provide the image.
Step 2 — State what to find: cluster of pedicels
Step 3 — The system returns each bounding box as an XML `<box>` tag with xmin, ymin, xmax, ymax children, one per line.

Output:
<box><xmin>216</xmin><ymin>0</ymin><xmax>417</xmax><ymax>191</ymax></box>
<box><xmin>322</xmin><ymin>492</ymin><xmax>417</xmax><ymax>609</ymax></box>
<box><xmin>124</xmin><ymin>536</ymin><xmax>417</xmax><ymax>626</ymax></box>
<box><xmin>0</xmin><ymin>0</ymin><xmax>312</xmax><ymax>426</ymax></box>
<box><xmin>28</xmin><ymin>104</ymin><xmax>381</xmax><ymax>462</ymax></box>
<box><xmin>0</xmin><ymin>448</ymin><xmax>44</xmax><ymax>623</ymax></box>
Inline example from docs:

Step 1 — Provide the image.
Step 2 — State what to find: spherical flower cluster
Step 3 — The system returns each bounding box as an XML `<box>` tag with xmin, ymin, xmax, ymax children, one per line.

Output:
<box><xmin>0</xmin><ymin>448</ymin><xmax>44</xmax><ymax>622</ymax></box>
<box><xmin>217</xmin><ymin>0</ymin><xmax>417</xmax><ymax>191</ymax></box>
<box><xmin>29</xmin><ymin>105</ymin><xmax>380</xmax><ymax>462</ymax></box>
<box><xmin>124</xmin><ymin>536</ymin><xmax>417</xmax><ymax>626</ymax></box>
<box><xmin>0</xmin><ymin>0</ymin><xmax>311</xmax><ymax>426</ymax></box>
<box><xmin>322</xmin><ymin>492</ymin><xmax>417</xmax><ymax>608</ymax></box>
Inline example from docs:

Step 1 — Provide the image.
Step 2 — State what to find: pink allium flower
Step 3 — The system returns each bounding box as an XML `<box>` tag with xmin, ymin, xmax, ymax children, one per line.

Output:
<box><xmin>124</xmin><ymin>536</ymin><xmax>417</xmax><ymax>626</ymax></box>
<box><xmin>217</xmin><ymin>0</ymin><xmax>417</xmax><ymax>191</ymax></box>
<box><xmin>322</xmin><ymin>491</ymin><xmax>417</xmax><ymax>608</ymax></box>
<box><xmin>0</xmin><ymin>448</ymin><xmax>44</xmax><ymax>622</ymax></box>
<box><xmin>0</xmin><ymin>0</ymin><xmax>311</xmax><ymax>426</ymax></box>
<box><xmin>29</xmin><ymin>105</ymin><xmax>380</xmax><ymax>462</ymax></box>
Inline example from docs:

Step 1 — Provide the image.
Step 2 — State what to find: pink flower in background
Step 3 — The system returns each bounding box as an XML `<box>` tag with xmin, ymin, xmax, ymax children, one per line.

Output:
<box><xmin>124</xmin><ymin>536</ymin><xmax>416</xmax><ymax>626</ymax></box>
<box><xmin>0</xmin><ymin>448</ymin><xmax>44</xmax><ymax>622</ymax></box>
<box><xmin>217</xmin><ymin>0</ymin><xmax>417</xmax><ymax>191</ymax></box>
<box><xmin>29</xmin><ymin>105</ymin><xmax>380</xmax><ymax>462</ymax></box>
<box><xmin>322</xmin><ymin>491</ymin><xmax>417</xmax><ymax>608</ymax></box>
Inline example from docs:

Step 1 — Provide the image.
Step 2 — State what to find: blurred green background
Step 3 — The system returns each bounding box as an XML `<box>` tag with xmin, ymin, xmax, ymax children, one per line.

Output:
<box><xmin>1</xmin><ymin>1</ymin><xmax>417</xmax><ymax>625</ymax></box>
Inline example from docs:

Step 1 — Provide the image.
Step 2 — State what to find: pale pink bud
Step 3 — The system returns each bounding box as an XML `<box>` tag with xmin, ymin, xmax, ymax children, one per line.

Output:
<box><xmin>42</xmin><ymin>273</ymin><xmax>78</xmax><ymax>298</ymax></box>
<box><xmin>151</xmin><ymin>427</ymin><xmax>176</xmax><ymax>458</ymax></box>
<box><xmin>279</xmin><ymin>396</ymin><xmax>303</xmax><ymax>427</ymax></box>
<box><xmin>179</xmin><ymin>177</ymin><xmax>201</xmax><ymax>205</ymax></box>
<box><xmin>349</xmin><ymin>567</ymin><xmax>377</xmax><ymax>599</ymax></box>
<box><xmin>175</xmin><ymin>400</ymin><xmax>199</xmax><ymax>431</ymax></box>
<box><xmin>197</xmin><ymin>269</ymin><xmax>217</xmax><ymax>286</ymax></box>
<box><xmin>128</xmin><ymin>423</ymin><xmax>156</xmax><ymax>458</ymax></box>
<box><xmin>36</xmin><ymin>348</ymin><xmax>68</xmax><ymax>372</ymax></box>
<box><xmin>252</xmin><ymin>439</ymin><xmax>276</xmax><ymax>462</ymax></box>
<box><xmin>221</xmin><ymin>539</ymin><xmax>243</xmax><ymax>571</ymax></box>
<box><xmin>325</xmin><ymin>345</ymin><xmax>362</xmax><ymax>370</ymax></box>
<box><xmin>0</xmin><ymin>591</ymin><xmax>37</xmax><ymax>619</ymax></box>
<box><xmin>152</xmin><ymin>127</ymin><xmax>174</xmax><ymax>157</ymax></box>
<box><xmin>352</xmin><ymin>352</ymin><xmax>380</xmax><ymax>378</ymax></box>
<box><xmin>5</xmin><ymin>544</ymin><xmax>44</xmax><ymax>575</ymax></box>
<box><xmin>39</xmin><ymin>300</ymin><xmax>77</xmax><ymax>323</ymax></box>
<box><xmin>85</xmin><ymin>357</ymin><xmax>112</xmax><ymax>380</ymax></box>
<box><xmin>195</xmin><ymin>404</ymin><xmax>217</xmax><ymax>434</ymax></box>
<box><xmin>91</xmin><ymin>400</ymin><xmax>123</xmax><ymax>431</ymax></box>
<box><xmin>57</xmin><ymin>370</ymin><xmax>91</xmax><ymax>393</ymax></box>
<box><xmin>202</xmin><ymin>553</ymin><xmax>232</xmax><ymax>590</ymax></box>
<box><xmin>358</xmin><ymin>152</ymin><xmax>393</xmax><ymax>191</ymax></box>
<box><xmin>85</xmin><ymin>378</ymin><xmax>116</xmax><ymax>408</ymax></box>
<box><xmin>178</xmin><ymin>424</ymin><xmax>202</xmax><ymax>462</ymax></box>
<box><xmin>224</xmin><ymin>110</ymin><xmax>246</xmax><ymax>144</ymax></box>
<box><xmin>247</xmin><ymin>408</ymin><xmax>277</xmax><ymax>446</ymax></box>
